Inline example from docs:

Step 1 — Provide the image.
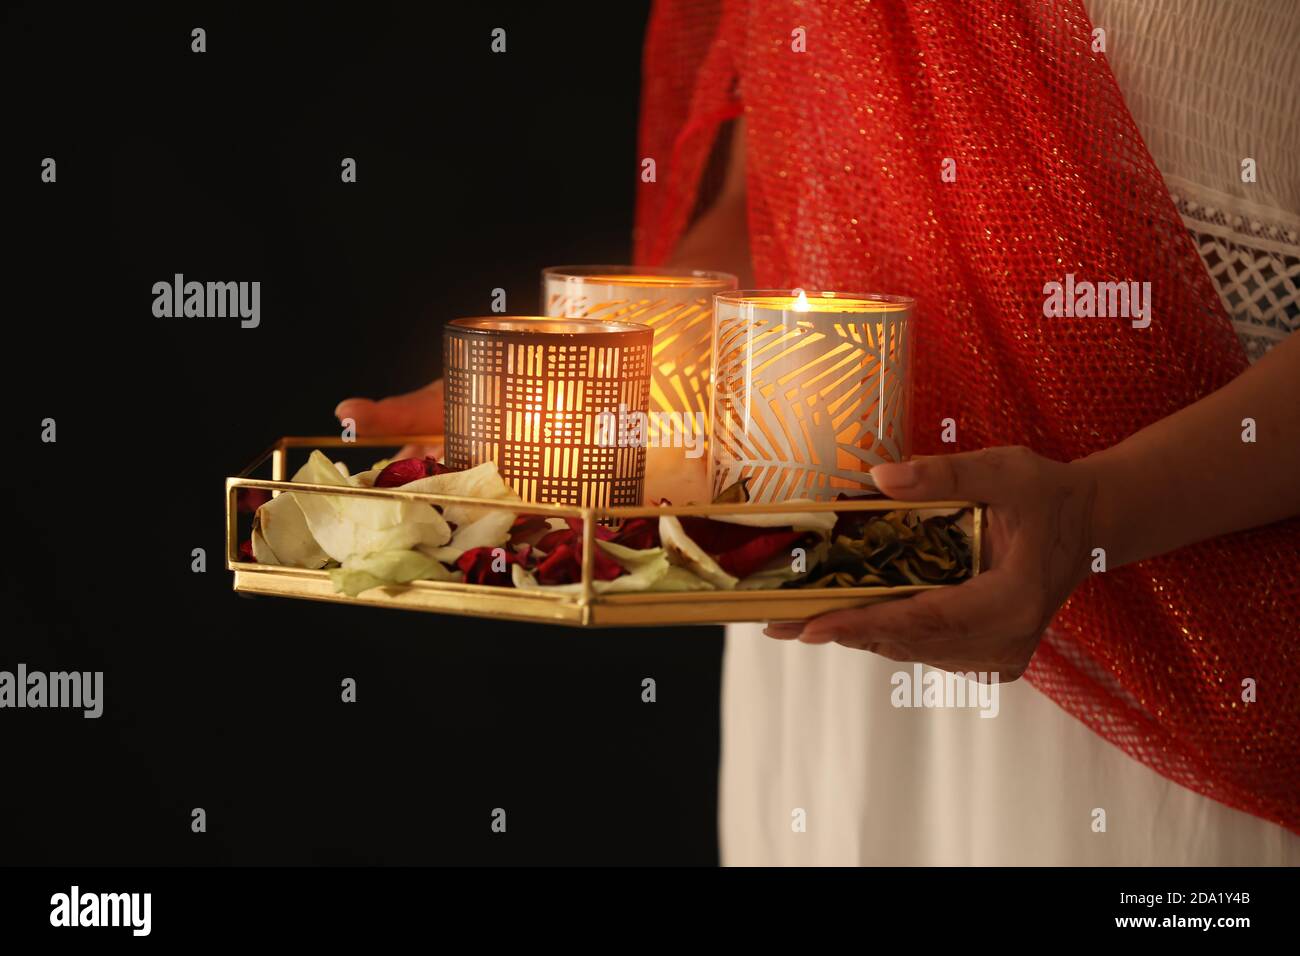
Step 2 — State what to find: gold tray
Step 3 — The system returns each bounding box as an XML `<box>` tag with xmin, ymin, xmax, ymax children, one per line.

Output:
<box><xmin>226</xmin><ymin>436</ymin><xmax>984</xmax><ymax>627</ymax></box>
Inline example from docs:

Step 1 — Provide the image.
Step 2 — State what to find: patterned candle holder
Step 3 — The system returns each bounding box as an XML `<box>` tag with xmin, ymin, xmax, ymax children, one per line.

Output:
<box><xmin>444</xmin><ymin>317</ymin><xmax>653</xmax><ymax>508</ymax></box>
<box><xmin>542</xmin><ymin>265</ymin><xmax>737</xmax><ymax>504</ymax></box>
<box><xmin>710</xmin><ymin>290</ymin><xmax>915</xmax><ymax>503</ymax></box>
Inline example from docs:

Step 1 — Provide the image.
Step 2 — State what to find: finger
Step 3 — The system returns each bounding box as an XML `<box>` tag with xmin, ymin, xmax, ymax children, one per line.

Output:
<box><xmin>336</xmin><ymin>380</ymin><xmax>444</xmax><ymax>437</ymax></box>
<box><xmin>762</xmin><ymin>624</ymin><xmax>802</xmax><ymax>640</ymax></box>
<box><xmin>869</xmin><ymin>447</ymin><xmax>1028</xmax><ymax>504</ymax></box>
<box><xmin>798</xmin><ymin>569</ymin><xmax>1035</xmax><ymax>647</ymax></box>
<box><xmin>761</xmin><ymin>622</ymin><xmax>839</xmax><ymax>644</ymax></box>
<box><xmin>798</xmin><ymin>627</ymin><xmax>838</xmax><ymax>644</ymax></box>
<box><xmin>763</xmin><ymin>622</ymin><xmax>803</xmax><ymax>639</ymax></box>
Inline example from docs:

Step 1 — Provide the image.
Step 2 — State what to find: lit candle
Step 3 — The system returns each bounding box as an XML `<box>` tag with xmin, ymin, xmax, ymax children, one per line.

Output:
<box><xmin>710</xmin><ymin>289</ymin><xmax>915</xmax><ymax>503</ymax></box>
<box><xmin>542</xmin><ymin>265</ymin><xmax>738</xmax><ymax>504</ymax></box>
<box><xmin>444</xmin><ymin>317</ymin><xmax>653</xmax><ymax>508</ymax></box>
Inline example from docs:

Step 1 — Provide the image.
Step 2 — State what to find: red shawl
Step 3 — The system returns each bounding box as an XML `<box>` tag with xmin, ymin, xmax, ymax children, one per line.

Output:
<box><xmin>635</xmin><ymin>0</ymin><xmax>1299</xmax><ymax>834</ymax></box>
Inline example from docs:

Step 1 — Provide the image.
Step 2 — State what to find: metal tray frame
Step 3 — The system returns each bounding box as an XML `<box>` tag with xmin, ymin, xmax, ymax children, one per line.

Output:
<box><xmin>226</xmin><ymin>436</ymin><xmax>983</xmax><ymax>627</ymax></box>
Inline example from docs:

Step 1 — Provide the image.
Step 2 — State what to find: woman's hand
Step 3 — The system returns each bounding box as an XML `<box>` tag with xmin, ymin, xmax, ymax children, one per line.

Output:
<box><xmin>334</xmin><ymin>379</ymin><xmax>444</xmax><ymax>461</ymax></box>
<box><xmin>764</xmin><ymin>447</ymin><xmax>1100</xmax><ymax>681</ymax></box>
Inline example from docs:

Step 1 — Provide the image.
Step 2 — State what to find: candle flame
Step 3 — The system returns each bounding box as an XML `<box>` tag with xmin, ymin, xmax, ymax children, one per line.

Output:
<box><xmin>792</xmin><ymin>288</ymin><xmax>810</xmax><ymax>312</ymax></box>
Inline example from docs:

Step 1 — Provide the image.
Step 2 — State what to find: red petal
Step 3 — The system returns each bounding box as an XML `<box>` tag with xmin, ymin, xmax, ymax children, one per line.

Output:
<box><xmin>717</xmin><ymin>530</ymin><xmax>810</xmax><ymax>579</ymax></box>
<box><xmin>236</xmin><ymin>488</ymin><xmax>272</xmax><ymax>514</ymax></box>
<box><xmin>564</xmin><ymin>517</ymin><xmax>616</xmax><ymax>541</ymax></box>
<box><xmin>677</xmin><ymin>518</ymin><xmax>814</xmax><ymax>579</ymax></box>
<box><xmin>455</xmin><ymin>546</ymin><xmax>518</xmax><ymax>586</ymax></box>
<box><xmin>238</xmin><ymin>539</ymin><xmax>255</xmax><ymax>561</ymax></box>
<box><xmin>508</xmin><ymin>515</ymin><xmax>552</xmax><ymax>548</ymax></box>
<box><xmin>427</xmin><ymin>458</ymin><xmax>461</xmax><ymax>476</ymax></box>
<box><xmin>535</xmin><ymin>543</ymin><xmax>582</xmax><ymax>585</ymax></box>
<box><xmin>375</xmin><ymin>458</ymin><xmax>432</xmax><ymax>487</ymax></box>
<box><xmin>678</xmin><ymin>516</ymin><xmax>774</xmax><ymax>554</ymax></box>
<box><xmin>612</xmin><ymin>517</ymin><xmax>659</xmax><ymax>550</ymax></box>
<box><xmin>536</xmin><ymin>527</ymin><xmax>577</xmax><ymax>553</ymax></box>
<box><xmin>536</xmin><ymin>518</ymin><xmax>613</xmax><ymax>552</ymax></box>
<box><xmin>532</xmin><ymin>521</ymin><xmax>629</xmax><ymax>584</ymax></box>
<box><xmin>593</xmin><ymin>547</ymin><xmax>625</xmax><ymax>581</ymax></box>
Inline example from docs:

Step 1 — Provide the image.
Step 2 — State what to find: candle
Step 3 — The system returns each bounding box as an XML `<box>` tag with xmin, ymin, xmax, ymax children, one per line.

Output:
<box><xmin>542</xmin><ymin>265</ymin><xmax>738</xmax><ymax>504</ymax></box>
<box><xmin>444</xmin><ymin>317</ymin><xmax>653</xmax><ymax>508</ymax></box>
<box><xmin>710</xmin><ymin>289</ymin><xmax>915</xmax><ymax>503</ymax></box>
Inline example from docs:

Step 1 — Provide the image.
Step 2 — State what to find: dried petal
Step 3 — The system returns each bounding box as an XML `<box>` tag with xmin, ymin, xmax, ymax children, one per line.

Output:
<box><xmin>798</xmin><ymin>508</ymin><xmax>973</xmax><ymax>588</ymax></box>
<box><xmin>456</xmin><ymin>546</ymin><xmax>522</xmax><ymax>586</ymax></box>
<box><xmin>658</xmin><ymin>515</ymin><xmax>738</xmax><ymax>589</ymax></box>
<box><xmin>535</xmin><ymin>544</ymin><xmax>580</xmax><ymax>585</ymax></box>
<box><xmin>291</xmin><ymin>451</ymin><xmax>452</xmax><ymax>561</ymax></box>
<box><xmin>533</xmin><ymin>541</ymin><xmax>623</xmax><ymax>585</ymax></box>
<box><xmin>427</xmin><ymin>458</ymin><xmax>461</xmax><ymax>476</ymax></box>
<box><xmin>712</xmin><ymin>477</ymin><xmax>753</xmax><ymax>504</ymax></box>
<box><xmin>612</xmin><ymin>517</ymin><xmax>660</xmax><ymax>550</ymax></box>
<box><xmin>374</xmin><ymin>458</ymin><xmax>433</xmax><ymax>487</ymax></box>
<box><xmin>329</xmin><ymin>549</ymin><xmax>459</xmax><ymax>597</ymax></box>
<box><xmin>512</xmin><ymin>541</ymin><xmax>674</xmax><ymax>594</ymax></box>
<box><xmin>508</xmin><ymin>514</ymin><xmax>552</xmax><ymax>548</ymax></box>
<box><xmin>236</xmin><ymin>487</ymin><xmax>272</xmax><ymax>514</ymax></box>
<box><xmin>536</xmin><ymin>518</ymin><xmax>615</xmax><ymax>554</ymax></box>
<box><xmin>677</xmin><ymin>518</ymin><xmax>815</xmax><ymax>579</ymax></box>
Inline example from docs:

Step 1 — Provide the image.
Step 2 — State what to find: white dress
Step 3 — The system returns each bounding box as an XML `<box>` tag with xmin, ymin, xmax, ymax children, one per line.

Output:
<box><xmin>719</xmin><ymin>0</ymin><xmax>1300</xmax><ymax>865</ymax></box>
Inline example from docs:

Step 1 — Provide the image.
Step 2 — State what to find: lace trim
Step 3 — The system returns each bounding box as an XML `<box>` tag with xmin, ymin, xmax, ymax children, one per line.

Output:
<box><xmin>1168</xmin><ymin>177</ymin><xmax>1300</xmax><ymax>363</ymax></box>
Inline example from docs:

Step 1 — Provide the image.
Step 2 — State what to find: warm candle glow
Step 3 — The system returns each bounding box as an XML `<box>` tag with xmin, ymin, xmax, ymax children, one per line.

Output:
<box><xmin>444</xmin><ymin>316</ymin><xmax>653</xmax><ymax>507</ymax></box>
<box><xmin>721</xmin><ymin>290</ymin><xmax>912</xmax><ymax>314</ymax></box>
<box><xmin>543</xmin><ymin>265</ymin><xmax>738</xmax><ymax>504</ymax></box>
<box><xmin>710</xmin><ymin>290</ymin><xmax>915</xmax><ymax>503</ymax></box>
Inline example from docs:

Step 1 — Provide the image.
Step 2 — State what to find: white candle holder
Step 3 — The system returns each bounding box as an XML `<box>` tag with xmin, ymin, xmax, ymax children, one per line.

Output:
<box><xmin>542</xmin><ymin>265</ymin><xmax>737</xmax><ymax>504</ymax></box>
<box><xmin>710</xmin><ymin>290</ymin><xmax>915</xmax><ymax>503</ymax></box>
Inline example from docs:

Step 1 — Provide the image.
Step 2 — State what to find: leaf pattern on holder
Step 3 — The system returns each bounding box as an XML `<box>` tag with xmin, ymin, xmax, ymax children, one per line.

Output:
<box><xmin>547</xmin><ymin>291</ymin><xmax>715</xmax><ymax>433</ymax></box>
<box><xmin>711</xmin><ymin>305</ymin><xmax>911</xmax><ymax>503</ymax></box>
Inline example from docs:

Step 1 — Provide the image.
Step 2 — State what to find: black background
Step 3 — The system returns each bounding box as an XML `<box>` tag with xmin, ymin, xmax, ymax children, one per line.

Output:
<box><xmin>4</xmin><ymin>1</ymin><xmax>723</xmax><ymax>865</ymax></box>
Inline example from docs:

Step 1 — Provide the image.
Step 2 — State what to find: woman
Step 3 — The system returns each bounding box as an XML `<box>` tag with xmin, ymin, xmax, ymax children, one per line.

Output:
<box><xmin>338</xmin><ymin>0</ymin><xmax>1300</xmax><ymax>864</ymax></box>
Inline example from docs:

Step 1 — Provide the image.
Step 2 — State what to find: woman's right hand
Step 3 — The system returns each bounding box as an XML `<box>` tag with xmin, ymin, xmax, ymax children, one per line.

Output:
<box><xmin>334</xmin><ymin>379</ymin><xmax>444</xmax><ymax>461</ymax></box>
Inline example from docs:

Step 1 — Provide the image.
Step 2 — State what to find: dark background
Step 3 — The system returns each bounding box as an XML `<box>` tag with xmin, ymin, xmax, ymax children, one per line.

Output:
<box><xmin>3</xmin><ymin>1</ymin><xmax>723</xmax><ymax>865</ymax></box>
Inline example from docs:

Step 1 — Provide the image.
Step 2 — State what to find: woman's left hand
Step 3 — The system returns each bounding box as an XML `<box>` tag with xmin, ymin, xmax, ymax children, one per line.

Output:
<box><xmin>764</xmin><ymin>447</ymin><xmax>1101</xmax><ymax>681</ymax></box>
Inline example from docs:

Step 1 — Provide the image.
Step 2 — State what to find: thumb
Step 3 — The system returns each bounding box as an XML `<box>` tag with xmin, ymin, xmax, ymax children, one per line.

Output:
<box><xmin>335</xmin><ymin>379</ymin><xmax>444</xmax><ymax>437</ymax></box>
<box><xmin>869</xmin><ymin>447</ymin><xmax>1025</xmax><ymax>503</ymax></box>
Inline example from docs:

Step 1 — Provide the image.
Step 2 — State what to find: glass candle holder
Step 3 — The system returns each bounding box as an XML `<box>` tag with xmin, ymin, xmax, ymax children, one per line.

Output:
<box><xmin>542</xmin><ymin>265</ymin><xmax>737</xmax><ymax>504</ymax></box>
<box><xmin>444</xmin><ymin>317</ymin><xmax>653</xmax><ymax>508</ymax></box>
<box><xmin>710</xmin><ymin>290</ymin><xmax>915</xmax><ymax>503</ymax></box>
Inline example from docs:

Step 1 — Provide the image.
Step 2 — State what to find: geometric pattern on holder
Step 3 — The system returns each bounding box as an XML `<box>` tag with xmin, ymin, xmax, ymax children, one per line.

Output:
<box><xmin>445</xmin><ymin>319</ymin><xmax>652</xmax><ymax>508</ymax></box>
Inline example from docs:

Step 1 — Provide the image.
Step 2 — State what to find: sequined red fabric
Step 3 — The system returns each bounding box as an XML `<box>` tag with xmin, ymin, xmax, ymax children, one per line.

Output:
<box><xmin>636</xmin><ymin>0</ymin><xmax>1299</xmax><ymax>834</ymax></box>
